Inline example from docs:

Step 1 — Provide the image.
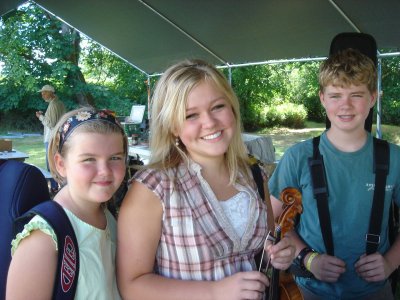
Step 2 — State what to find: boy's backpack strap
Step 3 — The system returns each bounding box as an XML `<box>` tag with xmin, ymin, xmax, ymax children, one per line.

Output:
<box><xmin>366</xmin><ymin>138</ymin><xmax>390</xmax><ymax>254</ymax></box>
<box><xmin>308</xmin><ymin>136</ymin><xmax>334</xmax><ymax>256</ymax></box>
<box><xmin>16</xmin><ymin>201</ymin><xmax>79</xmax><ymax>300</ymax></box>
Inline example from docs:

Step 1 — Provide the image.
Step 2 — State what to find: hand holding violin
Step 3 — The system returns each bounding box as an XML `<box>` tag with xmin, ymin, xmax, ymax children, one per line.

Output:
<box><xmin>211</xmin><ymin>271</ymin><xmax>269</xmax><ymax>300</ymax></box>
<box><xmin>267</xmin><ymin>236</ymin><xmax>296</xmax><ymax>270</ymax></box>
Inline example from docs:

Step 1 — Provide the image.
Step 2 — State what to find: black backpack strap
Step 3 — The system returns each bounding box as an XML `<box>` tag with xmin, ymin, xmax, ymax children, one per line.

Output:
<box><xmin>250</xmin><ymin>163</ymin><xmax>265</xmax><ymax>200</ymax></box>
<box><xmin>366</xmin><ymin>138</ymin><xmax>390</xmax><ymax>254</ymax></box>
<box><xmin>308</xmin><ymin>136</ymin><xmax>334</xmax><ymax>256</ymax></box>
<box><xmin>15</xmin><ymin>201</ymin><xmax>79</xmax><ymax>300</ymax></box>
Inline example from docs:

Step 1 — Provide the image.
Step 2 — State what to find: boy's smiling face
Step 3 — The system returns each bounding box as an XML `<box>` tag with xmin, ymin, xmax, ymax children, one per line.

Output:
<box><xmin>320</xmin><ymin>84</ymin><xmax>377</xmax><ymax>134</ymax></box>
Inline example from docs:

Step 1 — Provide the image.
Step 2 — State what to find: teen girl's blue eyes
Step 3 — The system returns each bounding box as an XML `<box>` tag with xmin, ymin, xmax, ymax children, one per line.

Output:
<box><xmin>185</xmin><ymin>102</ymin><xmax>226</xmax><ymax>120</ymax></box>
<box><xmin>186</xmin><ymin>113</ymin><xmax>198</xmax><ymax>120</ymax></box>
<box><xmin>212</xmin><ymin>103</ymin><xmax>226</xmax><ymax>111</ymax></box>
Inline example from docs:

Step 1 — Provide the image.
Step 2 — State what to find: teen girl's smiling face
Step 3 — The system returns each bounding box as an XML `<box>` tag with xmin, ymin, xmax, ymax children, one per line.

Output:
<box><xmin>56</xmin><ymin>132</ymin><xmax>126</xmax><ymax>205</ymax></box>
<box><xmin>177</xmin><ymin>80</ymin><xmax>235</xmax><ymax>164</ymax></box>
<box><xmin>320</xmin><ymin>84</ymin><xmax>376</xmax><ymax>134</ymax></box>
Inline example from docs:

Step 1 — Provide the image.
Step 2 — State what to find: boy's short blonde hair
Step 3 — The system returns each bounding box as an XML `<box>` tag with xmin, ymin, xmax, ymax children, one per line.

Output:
<box><xmin>319</xmin><ymin>48</ymin><xmax>377</xmax><ymax>93</ymax></box>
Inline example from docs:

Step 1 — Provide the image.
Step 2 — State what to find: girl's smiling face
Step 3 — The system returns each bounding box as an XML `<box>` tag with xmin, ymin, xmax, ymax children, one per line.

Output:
<box><xmin>176</xmin><ymin>80</ymin><xmax>235</xmax><ymax>164</ymax></box>
<box><xmin>55</xmin><ymin>132</ymin><xmax>126</xmax><ymax>204</ymax></box>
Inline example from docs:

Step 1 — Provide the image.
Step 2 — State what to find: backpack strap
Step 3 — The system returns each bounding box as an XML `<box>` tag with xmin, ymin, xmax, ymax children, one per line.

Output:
<box><xmin>250</xmin><ymin>163</ymin><xmax>265</xmax><ymax>200</ymax></box>
<box><xmin>250</xmin><ymin>162</ymin><xmax>275</xmax><ymax>234</ymax></box>
<box><xmin>309</xmin><ymin>136</ymin><xmax>391</xmax><ymax>257</ymax></box>
<box><xmin>15</xmin><ymin>201</ymin><xmax>79</xmax><ymax>300</ymax></box>
<box><xmin>308</xmin><ymin>136</ymin><xmax>334</xmax><ymax>256</ymax></box>
<box><xmin>366</xmin><ymin>138</ymin><xmax>390</xmax><ymax>254</ymax></box>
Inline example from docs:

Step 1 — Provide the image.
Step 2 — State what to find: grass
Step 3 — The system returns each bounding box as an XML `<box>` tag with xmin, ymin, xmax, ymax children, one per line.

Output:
<box><xmin>1</xmin><ymin>134</ymin><xmax>46</xmax><ymax>169</ymax></box>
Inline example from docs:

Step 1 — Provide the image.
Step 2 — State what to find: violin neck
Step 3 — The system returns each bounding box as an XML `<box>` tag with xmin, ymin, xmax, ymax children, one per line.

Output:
<box><xmin>267</xmin><ymin>228</ymin><xmax>282</xmax><ymax>300</ymax></box>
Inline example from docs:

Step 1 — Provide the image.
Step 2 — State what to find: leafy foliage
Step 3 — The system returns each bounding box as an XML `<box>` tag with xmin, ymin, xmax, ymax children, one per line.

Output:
<box><xmin>0</xmin><ymin>3</ymin><xmax>148</xmax><ymax>130</ymax></box>
<box><xmin>262</xmin><ymin>103</ymin><xmax>307</xmax><ymax>128</ymax></box>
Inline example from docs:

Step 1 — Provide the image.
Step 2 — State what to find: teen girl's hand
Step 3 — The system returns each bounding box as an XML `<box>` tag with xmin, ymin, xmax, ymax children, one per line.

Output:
<box><xmin>211</xmin><ymin>271</ymin><xmax>269</xmax><ymax>300</ymax></box>
<box><xmin>309</xmin><ymin>253</ymin><xmax>346</xmax><ymax>282</ymax></box>
<box><xmin>267</xmin><ymin>236</ymin><xmax>296</xmax><ymax>270</ymax></box>
<box><xmin>355</xmin><ymin>253</ymin><xmax>392</xmax><ymax>282</ymax></box>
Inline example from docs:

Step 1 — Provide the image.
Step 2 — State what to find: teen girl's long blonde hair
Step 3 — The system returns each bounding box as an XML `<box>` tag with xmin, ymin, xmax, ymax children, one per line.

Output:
<box><xmin>149</xmin><ymin>59</ymin><xmax>250</xmax><ymax>185</ymax></box>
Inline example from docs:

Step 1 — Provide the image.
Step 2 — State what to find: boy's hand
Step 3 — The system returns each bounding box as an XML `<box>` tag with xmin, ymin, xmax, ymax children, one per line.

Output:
<box><xmin>355</xmin><ymin>253</ymin><xmax>391</xmax><ymax>282</ymax></box>
<box><xmin>310</xmin><ymin>254</ymin><xmax>346</xmax><ymax>282</ymax></box>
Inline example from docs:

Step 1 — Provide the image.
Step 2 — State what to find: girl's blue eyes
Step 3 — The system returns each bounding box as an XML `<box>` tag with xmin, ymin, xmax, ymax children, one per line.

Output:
<box><xmin>82</xmin><ymin>156</ymin><xmax>123</xmax><ymax>162</ymax></box>
<box><xmin>185</xmin><ymin>104</ymin><xmax>226</xmax><ymax>120</ymax></box>
<box><xmin>186</xmin><ymin>113</ymin><xmax>197</xmax><ymax>120</ymax></box>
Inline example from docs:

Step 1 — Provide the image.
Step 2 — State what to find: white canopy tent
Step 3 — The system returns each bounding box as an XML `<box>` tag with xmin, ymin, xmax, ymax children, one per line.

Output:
<box><xmin>1</xmin><ymin>0</ymin><xmax>400</xmax><ymax>75</ymax></box>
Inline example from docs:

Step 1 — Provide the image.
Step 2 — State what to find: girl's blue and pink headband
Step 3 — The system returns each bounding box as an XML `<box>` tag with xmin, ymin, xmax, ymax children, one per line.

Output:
<box><xmin>58</xmin><ymin>109</ymin><xmax>124</xmax><ymax>151</ymax></box>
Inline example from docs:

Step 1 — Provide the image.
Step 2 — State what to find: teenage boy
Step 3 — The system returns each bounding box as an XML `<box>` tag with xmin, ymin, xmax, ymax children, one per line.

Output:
<box><xmin>269</xmin><ymin>48</ymin><xmax>400</xmax><ymax>299</ymax></box>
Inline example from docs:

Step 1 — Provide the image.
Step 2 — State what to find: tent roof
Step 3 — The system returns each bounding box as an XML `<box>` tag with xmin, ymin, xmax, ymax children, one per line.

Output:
<box><xmin>2</xmin><ymin>0</ymin><xmax>400</xmax><ymax>75</ymax></box>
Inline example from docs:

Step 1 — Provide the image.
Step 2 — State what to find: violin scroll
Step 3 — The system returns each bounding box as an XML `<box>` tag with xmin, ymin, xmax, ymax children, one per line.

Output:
<box><xmin>277</xmin><ymin>187</ymin><xmax>303</xmax><ymax>240</ymax></box>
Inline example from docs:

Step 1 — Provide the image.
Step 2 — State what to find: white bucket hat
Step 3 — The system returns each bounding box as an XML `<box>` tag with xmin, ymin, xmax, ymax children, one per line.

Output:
<box><xmin>38</xmin><ymin>84</ymin><xmax>55</xmax><ymax>93</ymax></box>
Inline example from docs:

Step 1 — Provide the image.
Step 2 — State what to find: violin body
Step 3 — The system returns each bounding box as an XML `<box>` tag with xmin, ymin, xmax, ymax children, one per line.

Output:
<box><xmin>267</xmin><ymin>187</ymin><xmax>304</xmax><ymax>300</ymax></box>
<box><xmin>278</xmin><ymin>272</ymin><xmax>304</xmax><ymax>300</ymax></box>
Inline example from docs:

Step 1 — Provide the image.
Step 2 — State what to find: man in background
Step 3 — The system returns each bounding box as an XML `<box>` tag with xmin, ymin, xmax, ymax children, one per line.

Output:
<box><xmin>36</xmin><ymin>84</ymin><xmax>66</xmax><ymax>194</ymax></box>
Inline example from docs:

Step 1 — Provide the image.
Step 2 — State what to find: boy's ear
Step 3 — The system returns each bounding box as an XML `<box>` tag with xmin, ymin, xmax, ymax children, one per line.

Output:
<box><xmin>319</xmin><ymin>90</ymin><xmax>326</xmax><ymax>107</ymax></box>
<box><xmin>370</xmin><ymin>91</ymin><xmax>378</xmax><ymax>108</ymax></box>
<box><xmin>54</xmin><ymin>152</ymin><xmax>67</xmax><ymax>177</ymax></box>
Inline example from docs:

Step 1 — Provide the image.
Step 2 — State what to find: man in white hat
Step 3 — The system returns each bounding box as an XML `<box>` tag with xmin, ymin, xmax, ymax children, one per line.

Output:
<box><xmin>36</xmin><ymin>84</ymin><xmax>66</xmax><ymax>193</ymax></box>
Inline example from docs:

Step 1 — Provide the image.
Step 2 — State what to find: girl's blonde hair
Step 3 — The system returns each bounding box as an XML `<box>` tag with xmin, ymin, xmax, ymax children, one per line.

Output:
<box><xmin>149</xmin><ymin>59</ymin><xmax>250</xmax><ymax>184</ymax></box>
<box><xmin>48</xmin><ymin>107</ymin><xmax>128</xmax><ymax>186</ymax></box>
<box><xmin>319</xmin><ymin>48</ymin><xmax>377</xmax><ymax>93</ymax></box>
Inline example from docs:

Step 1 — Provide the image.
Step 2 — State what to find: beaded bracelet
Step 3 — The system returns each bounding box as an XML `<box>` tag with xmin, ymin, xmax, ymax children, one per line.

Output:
<box><xmin>305</xmin><ymin>252</ymin><xmax>319</xmax><ymax>271</ymax></box>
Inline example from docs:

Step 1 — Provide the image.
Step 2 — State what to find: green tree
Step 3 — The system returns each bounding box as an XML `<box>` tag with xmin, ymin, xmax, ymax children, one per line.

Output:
<box><xmin>0</xmin><ymin>3</ymin><xmax>148</xmax><ymax>130</ymax></box>
<box><xmin>0</xmin><ymin>2</ymin><xmax>93</xmax><ymax>110</ymax></box>
<box><xmin>381</xmin><ymin>56</ymin><xmax>400</xmax><ymax>125</ymax></box>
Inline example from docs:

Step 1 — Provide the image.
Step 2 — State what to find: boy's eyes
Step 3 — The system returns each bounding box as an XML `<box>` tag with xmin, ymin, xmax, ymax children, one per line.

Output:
<box><xmin>83</xmin><ymin>157</ymin><xmax>95</xmax><ymax>162</ymax></box>
<box><xmin>329</xmin><ymin>94</ymin><xmax>363</xmax><ymax>100</ymax></box>
<box><xmin>110</xmin><ymin>156</ymin><xmax>123</xmax><ymax>161</ymax></box>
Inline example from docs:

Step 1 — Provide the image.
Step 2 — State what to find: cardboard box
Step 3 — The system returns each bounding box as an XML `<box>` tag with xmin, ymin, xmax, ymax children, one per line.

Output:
<box><xmin>0</xmin><ymin>139</ymin><xmax>12</xmax><ymax>151</ymax></box>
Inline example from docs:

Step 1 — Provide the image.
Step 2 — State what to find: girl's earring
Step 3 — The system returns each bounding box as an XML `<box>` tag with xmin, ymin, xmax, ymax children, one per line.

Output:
<box><xmin>175</xmin><ymin>137</ymin><xmax>180</xmax><ymax>147</ymax></box>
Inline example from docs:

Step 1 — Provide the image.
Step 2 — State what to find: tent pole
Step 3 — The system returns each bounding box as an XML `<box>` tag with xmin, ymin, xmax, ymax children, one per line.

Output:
<box><xmin>146</xmin><ymin>76</ymin><xmax>151</xmax><ymax>120</ymax></box>
<box><xmin>376</xmin><ymin>58</ymin><xmax>382</xmax><ymax>138</ymax></box>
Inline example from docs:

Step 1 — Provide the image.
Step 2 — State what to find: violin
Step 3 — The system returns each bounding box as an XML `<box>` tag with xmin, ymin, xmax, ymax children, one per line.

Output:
<box><xmin>261</xmin><ymin>187</ymin><xmax>304</xmax><ymax>300</ymax></box>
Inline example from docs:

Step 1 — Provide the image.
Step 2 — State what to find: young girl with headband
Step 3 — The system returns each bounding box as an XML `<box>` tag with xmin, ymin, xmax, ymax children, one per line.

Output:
<box><xmin>7</xmin><ymin>107</ymin><xmax>127</xmax><ymax>299</ymax></box>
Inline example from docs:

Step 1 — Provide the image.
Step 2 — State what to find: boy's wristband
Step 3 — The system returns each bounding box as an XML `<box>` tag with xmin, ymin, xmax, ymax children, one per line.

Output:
<box><xmin>305</xmin><ymin>252</ymin><xmax>319</xmax><ymax>271</ymax></box>
<box><xmin>296</xmin><ymin>247</ymin><xmax>314</xmax><ymax>270</ymax></box>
